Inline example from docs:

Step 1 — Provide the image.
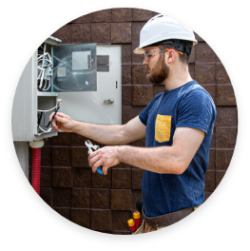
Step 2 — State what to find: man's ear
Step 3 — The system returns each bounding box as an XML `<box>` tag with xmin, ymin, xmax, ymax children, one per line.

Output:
<box><xmin>166</xmin><ymin>49</ymin><xmax>176</xmax><ymax>63</ymax></box>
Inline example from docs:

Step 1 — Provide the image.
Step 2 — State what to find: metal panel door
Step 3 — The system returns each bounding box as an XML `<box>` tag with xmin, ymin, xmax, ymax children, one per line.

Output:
<box><xmin>12</xmin><ymin>56</ymin><xmax>36</xmax><ymax>141</ymax></box>
<box><xmin>58</xmin><ymin>45</ymin><xmax>122</xmax><ymax>125</ymax></box>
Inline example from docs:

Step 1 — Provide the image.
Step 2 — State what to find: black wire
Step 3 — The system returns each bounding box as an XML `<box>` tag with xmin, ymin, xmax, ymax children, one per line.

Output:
<box><xmin>37</xmin><ymin>112</ymin><xmax>43</xmax><ymax>132</ymax></box>
<box><xmin>45</xmin><ymin>104</ymin><xmax>60</xmax><ymax>127</ymax></box>
<box><xmin>37</xmin><ymin>112</ymin><xmax>43</xmax><ymax>126</ymax></box>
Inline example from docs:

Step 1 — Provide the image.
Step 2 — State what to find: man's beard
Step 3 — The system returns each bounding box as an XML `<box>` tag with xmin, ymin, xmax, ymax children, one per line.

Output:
<box><xmin>146</xmin><ymin>55</ymin><xmax>170</xmax><ymax>84</ymax></box>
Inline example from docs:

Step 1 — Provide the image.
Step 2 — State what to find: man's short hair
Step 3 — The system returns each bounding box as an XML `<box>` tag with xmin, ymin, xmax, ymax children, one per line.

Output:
<box><xmin>151</xmin><ymin>39</ymin><xmax>193</xmax><ymax>64</ymax></box>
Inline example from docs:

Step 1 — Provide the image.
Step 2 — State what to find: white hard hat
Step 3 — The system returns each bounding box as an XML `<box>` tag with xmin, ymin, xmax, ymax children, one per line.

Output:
<box><xmin>134</xmin><ymin>14</ymin><xmax>198</xmax><ymax>54</ymax></box>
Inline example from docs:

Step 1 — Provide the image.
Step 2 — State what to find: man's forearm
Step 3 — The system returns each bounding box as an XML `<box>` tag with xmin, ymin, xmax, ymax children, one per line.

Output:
<box><xmin>73</xmin><ymin>121</ymin><xmax>126</xmax><ymax>145</ymax></box>
<box><xmin>117</xmin><ymin>145</ymin><xmax>184</xmax><ymax>175</ymax></box>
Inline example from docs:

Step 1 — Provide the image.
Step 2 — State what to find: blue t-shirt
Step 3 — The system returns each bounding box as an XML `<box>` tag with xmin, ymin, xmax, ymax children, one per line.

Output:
<box><xmin>139</xmin><ymin>80</ymin><xmax>216</xmax><ymax>217</ymax></box>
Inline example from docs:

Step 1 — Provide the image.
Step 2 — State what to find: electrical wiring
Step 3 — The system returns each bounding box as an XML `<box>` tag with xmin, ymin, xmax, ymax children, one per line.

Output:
<box><xmin>37</xmin><ymin>115</ymin><xmax>53</xmax><ymax>133</ymax></box>
<box><xmin>37</xmin><ymin>44</ymin><xmax>53</xmax><ymax>91</ymax></box>
<box><xmin>37</xmin><ymin>103</ymin><xmax>59</xmax><ymax>133</ymax></box>
<box><xmin>37</xmin><ymin>105</ymin><xmax>57</xmax><ymax>113</ymax></box>
<box><xmin>37</xmin><ymin>112</ymin><xmax>43</xmax><ymax>129</ymax></box>
<box><xmin>38</xmin><ymin>126</ymin><xmax>53</xmax><ymax>133</ymax></box>
<box><xmin>45</xmin><ymin>103</ymin><xmax>60</xmax><ymax>127</ymax></box>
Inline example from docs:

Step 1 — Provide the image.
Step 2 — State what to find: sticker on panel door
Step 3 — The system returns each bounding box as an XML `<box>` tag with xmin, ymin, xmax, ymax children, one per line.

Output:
<box><xmin>72</xmin><ymin>51</ymin><xmax>91</xmax><ymax>70</ymax></box>
<box><xmin>57</xmin><ymin>67</ymin><xmax>66</xmax><ymax>77</ymax></box>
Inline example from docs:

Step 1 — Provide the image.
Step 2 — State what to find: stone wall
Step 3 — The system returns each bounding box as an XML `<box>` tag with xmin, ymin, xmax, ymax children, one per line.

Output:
<box><xmin>31</xmin><ymin>8</ymin><xmax>237</xmax><ymax>234</ymax></box>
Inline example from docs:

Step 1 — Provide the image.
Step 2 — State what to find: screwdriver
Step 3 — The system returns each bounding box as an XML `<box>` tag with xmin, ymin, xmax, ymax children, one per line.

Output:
<box><xmin>127</xmin><ymin>219</ymin><xmax>137</xmax><ymax>233</ymax></box>
<box><xmin>133</xmin><ymin>211</ymin><xmax>141</xmax><ymax>229</ymax></box>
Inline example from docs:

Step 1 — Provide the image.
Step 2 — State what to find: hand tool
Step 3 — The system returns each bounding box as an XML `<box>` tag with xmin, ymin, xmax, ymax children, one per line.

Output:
<box><xmin>85</xmin><ymin>139</ymin><xmax>104</xmax><ymax>175</ymax></box>
<box><xmin>133</xmin><ymin>211</ymin><xmax>141</xmax><ymax>229</ymax></box>
<box><xmin>127</xmin><ymin>219</ymin><xmax>137</xmax><ymax>233</ymax></box>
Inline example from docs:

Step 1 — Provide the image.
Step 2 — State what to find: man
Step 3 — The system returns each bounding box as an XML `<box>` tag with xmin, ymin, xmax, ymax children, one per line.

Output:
<box><xmin>50</xmin><ymin>14</ymin><xmax>216</xmax><ymax>233</ymax></box>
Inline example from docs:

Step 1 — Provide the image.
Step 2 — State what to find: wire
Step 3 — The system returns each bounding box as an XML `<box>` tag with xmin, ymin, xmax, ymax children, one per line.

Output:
<box><xmin>37</xmin><ymin>112</ymin><xmax>43</xmax><ymax>129</ymax></box>
<box><xmin>37</xmin><ymin>45</ymin><xmax>53</xmax><ymax>91</ymax></box>
<box><xmin>45</xmin><ymin>103</ymin><xmax>60</xmax><ymax>127</ymax></box>
<box><xmin>37</xmin><ymin>102</ymin><xmax>60</xmax><ymax>134</ymax></box>
<box><xmin>38</xmin><ymin>45</ymin><xmax>46</xmax><ymax>89</ymax></box>
<box><xmin>37</xmin><ymin>105</ymin><xmax>57</xmax><ymax>113</ymax></box>
<box><xmin>38</xmin><ymin>126</ymin><xmax>53</xmax><ymax>133</ymax></box>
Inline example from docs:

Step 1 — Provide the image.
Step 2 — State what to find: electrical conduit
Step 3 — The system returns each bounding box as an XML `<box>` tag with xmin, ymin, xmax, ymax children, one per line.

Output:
<box><xmin>29</xmin><ymin>140</ymin><xmax>44</xmax><ymax>195</ymax></box>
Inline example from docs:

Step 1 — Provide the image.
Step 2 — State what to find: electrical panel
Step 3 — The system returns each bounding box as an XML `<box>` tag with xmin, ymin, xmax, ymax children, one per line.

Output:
<box><xmin>12</xmin><ymin>37</ymin><xmax>121</xmax><ymax>142</ymax></box>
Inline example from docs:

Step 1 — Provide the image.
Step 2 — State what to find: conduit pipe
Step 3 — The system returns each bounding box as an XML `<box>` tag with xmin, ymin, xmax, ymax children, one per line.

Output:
<box><xmin>29</xmin><ymin>140</ymin><xmax>44</xmax><ymax>195</ymax></box>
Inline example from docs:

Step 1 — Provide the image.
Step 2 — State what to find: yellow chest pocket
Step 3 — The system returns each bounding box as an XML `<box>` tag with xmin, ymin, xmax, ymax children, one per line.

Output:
<box><xmin>155</xmin><ymin>114</ymin><xmax>172</xmax><ymax>143</ymax></box>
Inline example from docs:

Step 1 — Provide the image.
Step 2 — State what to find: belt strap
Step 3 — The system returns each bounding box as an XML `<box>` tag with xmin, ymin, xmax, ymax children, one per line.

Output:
<box><xmin>142</xmin><ymin>207</ymin><xmax>194</xmax><ymax>228</ymax></box>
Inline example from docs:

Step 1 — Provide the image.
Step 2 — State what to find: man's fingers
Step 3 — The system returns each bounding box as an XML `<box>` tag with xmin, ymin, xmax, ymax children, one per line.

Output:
<box><xmin>49</xmin><ymin>112</ymin><xmax>55</xmax><ymax>121</ymax></box>
<box><xmin>88</xmin><ymin>152</ymin><xmax>100</xmax><ymax>167</ymax></box>
<box><xmin>88</xmin><ymin>150</ymin><xmax>98</xmax><ymax>160</ymax></box>
<box><xmin>49</xmin><ymin>112</ymin><xmax>68</xmax><ymax>122</ymax></box>
<box><xmin>55</xmin><ymin>112</ymin><xmax>68</xmax><ymax>118</ymax></box>
<box><xmin>51</xmin><ymin>119</ymin><xmax>59</xmax><ymax>132</ymax></box>
<box><xmin>54</xmin><ymin>115</ymin><xmax>67</xmax><ymax>124</ymax></box>
<box><xmin>88</xmin><ymin>150</ymin><xmax>101</xmax><ymax>163</ymax></box>
<box><xmin>101</xmin><ymin>163</ymin><xmax>109</xmax><ymax>175</ymax></box>
<box><xmin>92</xmin><ymin>159</ymin><xmax>104</xmax><ymax>173</ymax></box>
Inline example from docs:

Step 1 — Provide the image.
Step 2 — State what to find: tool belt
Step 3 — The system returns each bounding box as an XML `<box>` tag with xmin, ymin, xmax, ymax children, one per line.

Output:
<box><xmin>142</xmin><ymin>207</ymin><xmax>195</xmax><ymax>228</ymax></box>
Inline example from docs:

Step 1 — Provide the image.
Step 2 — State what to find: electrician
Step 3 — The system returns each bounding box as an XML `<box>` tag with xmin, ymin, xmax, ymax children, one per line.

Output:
<box><xmin>50</xmin><ymin>14</ymin><xmax>216</xmax><ymax>233</ymax></box>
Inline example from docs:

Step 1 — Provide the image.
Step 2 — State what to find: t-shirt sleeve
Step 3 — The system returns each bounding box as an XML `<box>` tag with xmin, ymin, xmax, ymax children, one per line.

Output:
<box><xmin>176</xmin><ymin>89</ymin><xmax>216</xmax><ymax>133</ymax></box>
<box><xmin>139</xmin><ymin>94</ymin><xmax>160</xmax><ymax>126</ymax></box>
<box><xmin>139</xmin><ymin>101</ymin><xmax>151</xmax><ymax>126</ymax></box>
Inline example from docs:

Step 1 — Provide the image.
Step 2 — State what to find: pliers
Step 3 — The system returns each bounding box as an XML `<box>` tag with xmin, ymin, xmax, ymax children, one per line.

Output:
<box><xmin>85</xmin><ymin>140</ymin><xmax>104</xmax><ymax>175</ymax></box>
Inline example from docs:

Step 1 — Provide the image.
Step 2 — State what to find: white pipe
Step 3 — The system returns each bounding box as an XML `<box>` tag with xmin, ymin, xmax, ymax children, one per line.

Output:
<box><xmin>29</xmin><ymin>140</ymin><xmax>44</xmax><ymax>149</ymax></box>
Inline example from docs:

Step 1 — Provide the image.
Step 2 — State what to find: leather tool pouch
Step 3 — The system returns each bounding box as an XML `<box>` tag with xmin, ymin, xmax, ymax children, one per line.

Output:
<box><xmin>142</xmin><ymin>207</ymin><xmax>194</xmax><ymax>228</ymax></box>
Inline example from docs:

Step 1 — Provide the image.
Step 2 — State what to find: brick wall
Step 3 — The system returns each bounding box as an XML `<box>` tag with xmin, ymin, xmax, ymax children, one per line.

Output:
<box><xmin>32</xmin><ymin>8</ymin><xmax>237</xmax><ymax>234</ymax></box>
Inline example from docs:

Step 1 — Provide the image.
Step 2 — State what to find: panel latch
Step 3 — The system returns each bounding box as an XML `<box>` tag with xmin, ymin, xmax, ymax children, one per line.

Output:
<box><xmin>104</xmin><ymin>98</ymin><xmax>114</xmax><ymax>104</ymax></box>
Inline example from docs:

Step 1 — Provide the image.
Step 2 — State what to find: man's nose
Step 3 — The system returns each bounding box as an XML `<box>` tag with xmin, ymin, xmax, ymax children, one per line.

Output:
<box><xmin>143</xmin><ymin>57</ymin><xmax>148</xmax><ymax>65</ymax></box>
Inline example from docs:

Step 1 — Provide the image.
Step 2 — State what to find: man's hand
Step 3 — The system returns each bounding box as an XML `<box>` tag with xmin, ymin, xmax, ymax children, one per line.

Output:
<box><xmin>88</xmin><ymin>146</ymin><xmax>121</xmax><ymax>175</ymax></box>
<box><xmin>49</xmin><ymin>112</ymin><xmax>78</xmax><ymax>133</ymax></box>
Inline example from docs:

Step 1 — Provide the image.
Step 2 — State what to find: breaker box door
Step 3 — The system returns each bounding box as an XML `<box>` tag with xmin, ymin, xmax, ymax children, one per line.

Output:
<box><xmin>52</xmin><ymin>43</ymin><xmax>97</xmax><ymax>92</ymax></box>
<box><xmin>57</xmin><ymin>45</ymin><xmax>122</xmax><ymax>125</ymax></box>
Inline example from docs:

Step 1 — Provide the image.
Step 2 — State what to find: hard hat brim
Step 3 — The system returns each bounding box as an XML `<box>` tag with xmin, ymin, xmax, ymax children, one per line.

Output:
<box><xmin>133</xmin><ymin>40</ymin><xmax>197</xmax><ymax>55</ymax></box>
<box><xmin>133</xmin><ymin>47</ymin><xmax>145</xmax><ymax>55</ymax></box>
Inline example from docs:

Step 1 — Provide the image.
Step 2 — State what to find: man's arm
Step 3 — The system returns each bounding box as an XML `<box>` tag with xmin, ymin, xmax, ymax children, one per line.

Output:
<box><xmin>74</xmin><ymin>115</ymin><xmax>146</xmax><ymax>145</ymax></box>
<box><xmin>50</xmin><ymin>112</ymin><xmax>146</xmax><ymax>145</ymax></box>
<box><xmin>89</xmin><ymin>127</ymin><xmax>205</xmax><ymax>175</ymax></box>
